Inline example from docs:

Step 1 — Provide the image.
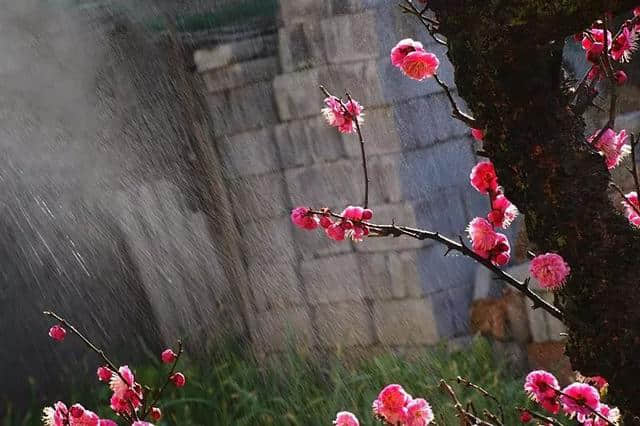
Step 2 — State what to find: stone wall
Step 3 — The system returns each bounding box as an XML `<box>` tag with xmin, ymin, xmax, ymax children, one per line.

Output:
<box><xmin>194</xmin><ymin>0</ymin><xmax>500</xmax><ymax>354</ymax></box>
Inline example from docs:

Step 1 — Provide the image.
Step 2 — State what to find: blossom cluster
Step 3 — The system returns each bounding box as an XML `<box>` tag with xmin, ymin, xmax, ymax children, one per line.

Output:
<box><xmin>322</xmin><ymin>95</ymin><xmax>364</xmax><ymax>134</ymax></box>
<box><xmin>622</xmin><ymin>191</ymin><xmax>640</xmax><ymax>227</ymax></box>
<box><xmin>291</xmin><ymin>206</ymin><xmax>373</xmax><ymax>242</ymax></box>
<box><xmin>466</xmin><ymin>161</ymin><xmax>517</xmax><ymax>266</ymax></box>
<box><xmin>390</xmin><ymin>38</ymin><xmax>440</xmax><ymax>81</ymax></box>
<box><xmin>334</xmin><ymin>384</ymin><xmax>433</xmax><ymax>426</ymax></box>
<box><xmin>523</xmin><ymin>370</ymin><xmax>619</xmax><ymax>425</ymax></box>
<box><xmin>45</xmin><ymin>322</ymin><xmax>186</xmax><ymax>426</ymax></box>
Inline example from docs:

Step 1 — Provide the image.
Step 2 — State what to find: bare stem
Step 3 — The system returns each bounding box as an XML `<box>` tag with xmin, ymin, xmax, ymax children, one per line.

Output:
<box><xmin>142</xmin><ymin>340</ymin><xmax>184</xmax><ymax>419</ymax></box>
<box><xmin>400</xmin><ymin>0</ymin><xmax>447</xmax><ymax>46</ymax></box>
<box><xmin>457</xmin><ymin>376</ymin><xmax>505</xmax><ymax>424</ymax></box>
<box><xmin>439</xmin><ymin>380</ymin><xmax>496</xmax><ymax>426</ymax></box>
<box><xmin>631</xmin><ymin>135</ymin><xmax>640</xmax><ymax>197</ymax></box>
<box><xmin>516</xmin><ymin>407</ymin><xmax>566</xmax><ymax>426</ymax></box>
<box><xmin>308</xmin><ymin>210</ymin><xmax>564</xmax><ymax>321</ymax></box>
<box><xmin>433</xmin><ymin>74</ymin><xmax>477</xmax><ymax>127</ymax></box>
<box><xmin>320</xmin><ymin>86</ymin><xmax>369</xmax><ymax>208</ymax></box>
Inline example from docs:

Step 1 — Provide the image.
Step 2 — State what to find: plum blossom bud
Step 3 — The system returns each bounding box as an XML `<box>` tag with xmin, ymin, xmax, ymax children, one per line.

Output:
<box><xmin>97</xmin><ymin>366</ymin><xmax>112</xmax><ymax>382</ymax></box>
<box><xmin>70</xmin><ymin>404</ymin><xmax>85</xmax><ymax>418</ymax></box>
<box><xmin>319</xmin><ymin>215</ymin><xmax>333</xmax><ymax>229</ymax></box>
<box><xmin>614</xmin><ymin>70</ymin><xmax>628</xmax><ymax>85</ymax></box>
<box><xmin>362</xmin><ymin>209</ymin><xmax>373</xmax><ymax>221</ymax></box>
<box><xmin>161</xmin><ymin>349</ymin><xmax>177</xmax><ymax>364</ymax></box>
<box><xmin>519</xmin><ymin>410</ymin><xmax>532</xmax><ymax>423</ymax></box>
<box><xmin>471</xmin><ymin>128</ymin><xmax>484</xmax><ymax>141</ymax></box>
<box><xmin>150</xmin><ymin>407</ymin><xmax>162</xmax><ymax>421</ymax></box>
<box><xmin>49</xmin><ymin>325</ymin><xmax>67</xmax><ymax>342</ymax></box>
<box><xmin>333</xmin><ymin>411</ymin><xmax>359</xmax><ymax>426</ymax></box>
<box><xmin>170</xmin><ymin>372</ymin><xmax>186</xmax><ymax>388</ymax></box>
<box><xmin>290</xmin><ymin>207</ymin><xmax>319</xmax><ymax>230</ymax></box>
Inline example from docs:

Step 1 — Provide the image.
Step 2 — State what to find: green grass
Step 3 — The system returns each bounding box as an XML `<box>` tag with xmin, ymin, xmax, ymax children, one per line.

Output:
<box><xmin>4</xmin><ymin>337</ymin><xmax>531</xmax><ymax>425</ymax></box>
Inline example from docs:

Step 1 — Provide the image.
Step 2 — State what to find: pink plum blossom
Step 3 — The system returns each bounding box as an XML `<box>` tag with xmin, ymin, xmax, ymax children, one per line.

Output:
<box><xmin>467</xmin><ymin>217</ymin><xmax>497</xmax><ymax>252</ymax></box>
<box><xmin>69</xmin><ymin>405</ymin><xmax>99</xmax><ymax>426</ymax></box>
<box><xmin>97</xmin><ymin>366</ymin><xmax>112</xmax><ymax>382</ymax></box>
<box><xmin>171</xmin><ymin>372</ymin><xmax>186</xmax><ymax>387</ymax></box>
<box><xmin>588</xmin><ymin>128</ymin><xmax>631</xmax><ymax>169</ymax></box>
<box><xmin>622</xmin><ymin>191</ymin><xmax>640</xmax><ymax>227</ymax></box>
<box><xmin>614</xmin><ymin>70</ymin><xmax>628</xmax><ymax>85</ymax></box>
<box><xmin>109</xmin><ymin>366</ymin><xmax>142</xmax><ymax>414</ymax></box>
<box><xmin>560</xmin><ymin>383</ymin><xmax>600</xmax><ymax>422</ymax></box>
<box><xmin>131</xmin><ymin>422</ymin><xmax>154</xmax><ymax>426</ymax></box>
<box><xmin>406</xmin><ymin>398</ymin><xmax>434</xmax><ymax>426</ymax></box>
<box><xmin>322</xmin><ymin>96</ymin><xmax>364</xmax><ymax>134</ymax></box>
<box><xmin>161</xmin><ymin>348</ymin><xmax>177</xmax><ymax>364</ymax></box>
<box><xmin>42</xmin><ymin>401</ymin><xmax>68</xmax><ymax>426</ymax></box>
<box><xmin>291</xmin><ymin>207</ymin><xmax>319</xmax><ymax>230</ymax></box>
<box><xmin>582</xmin><ymin>404</ymin><xmax>620</xmax><ymax>426</ymax></box>
<box><xmin>524</xmin><ymin>370</ymin><xmax>560</xmax><ymax>414</ymax></box>
<box><xmin>488</xmin><ymin>233</ymin><xmax>511</xmax><ymax>266</ymax></box>
<box><xmin>471</xmin><ymin>128</ymin><xmax>484</xmax><ymax>141</ymax></box>
<box><xmin>372</xmin><ymin>384</ymin><xmax>411</xmax><ymax>425</ymax></box>
<box><xmin>582</xmin><ymin>28</ymin><xmax>612</xmax><ymax>62</ymax></box>
<box><xmin>529</xmin><ymin>253</ymin><xmax>571</xmax><ymax>290</ymax></box>
<box><xmin>401</xmin><ymin>51</ymin><xmax>440</xmax><ymax>81</ymax></box>
<box><xmin>470</xmin><ymin>161</ymin><xmax>499</xmax><ymax>194</ymax></box>
<box><xmin>99</xmin><ymin>421</ymin><xmax>117</xmax><ymax>426</ymax></box>
<box><xmin>391</xmin><ymin>38</ymin><xmax>425</xmax><ymax>68</ymax></box>
<box><xmin>324</xmin><ymin>206</ymin><xmax>371</xmax><ymax>242</ymax></box>
<box><xmin>333</xmin><ymin>411</ymin><xmax>360</xmax><ymax>426</ymax></box>
<box><xmin>326</xmin><ymin>222</ymin><xmax>346</xmax><ymax>241</ymax></box>
<box><xmin>49</xmin><ymin>325</ymin><xmax>66</xmax><ymax>341</ymax></box>
<box><xmin>487</xmin><ymin>194</ymin><xmax>518</xmax><ymax>229</ymax></box>
<box><xmin>611</xmin><ymin>26</ymin><xmax>637</xmax><ymax>62</ymax></box>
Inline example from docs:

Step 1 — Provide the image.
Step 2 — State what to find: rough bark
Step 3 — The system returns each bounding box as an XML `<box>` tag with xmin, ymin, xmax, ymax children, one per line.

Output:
<box><xmin>425</xmin><ymin>0</ymin><xmax>640</xmax><ymax>420</ymax></box>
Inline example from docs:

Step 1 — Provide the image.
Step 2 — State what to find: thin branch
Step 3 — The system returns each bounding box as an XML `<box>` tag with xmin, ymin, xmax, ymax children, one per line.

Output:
<box><xmin>457</xmin><ymin>376</ymin><xmax>505</xmax><ymax>424</ymax></box>
<box><xmin>516</xmin><ymin>407</ymin><xmax>566</xmax><ymax>426</ymax></box>
<box><xmin>400</xmin><ymin>0</ymin><xmax>447</xmax><ymax>46</ymax></box>
<box><xmin>142</xmin><ymin>340</ymin><xmax>184</xmax><ymax>419</ymax></box>
<box><xmin>308</xmin><ymin>210</ymin><xmax>564</xmax><ymax>321</ymax></box>
<box><xmin>439</xmin><ymin>380</ymin><xmax>496</xmax><ymax>426</ymax></box>
<box><xmin>609</xmin><ymin>181</ymin><xmax>640</xmax><ymax>217</ymax></box>
<box><xmin>319</xmin><ymin>86</ymin><xmax>369</xmax><ymax>208</ymax></box>
<box><xmin>433</xmin><ymin>74</ymin><xmax>477</xmax><ymax>127</ymax></box>
<box><xmin>44</xmin><ymin>310</ymin><xmax>135</xmax><ymax>422</ymax></box>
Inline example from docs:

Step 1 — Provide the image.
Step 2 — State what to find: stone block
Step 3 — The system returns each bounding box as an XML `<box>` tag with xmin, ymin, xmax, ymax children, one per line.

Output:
<box><xmin>301</xmin><ymin>254</ymin><xmax>364</xmax><ymax>305</ymax></box>
<box><xmin>321</xmin><ymin>12</ymin><xmax>379</xmax><ymax>64</ymax></box>
<box><xmin>388</xmin><ymin>250</ymin><xmax>422</xmax><ymax>299</ymax></box>
<box><xmin>228</xmin><ymin>172</ymin><xmax>289</xmax><ymax>220</ymax></box>
<box><xmin>275</xmin><ymin>115</ymin><xmax>348</xmax><ymax>169</ymax></box>
<box><xmin>344</xmin><ymin>107</ymin><xmax>405</xmax><ymax>159</ymax></box>
<box><xmin>417</xmin><ymin>244</ymin><xmax>477</xmax><ymax>295</ymax></box>
<box><xmin>218</xmin><ymin>128</ymin><xmax>279</xmax><ymax>178</ymax></box>
<box><xmin>400</xmin><ymin>138</ymin><xmax>476</xmax><ymax>201</ymax></box>
<box><xmin>367</xmin><ymin>154</ymin><xmax>404</xmax><ymax>205</ymax></box>
<box><xmin>470</xmin><ymin>298</ymin><xmax>508</xmax><ymax>340</ymax></box>
<box><xmin>413</xmin><ymin>188</ymin><xmax>469</xmax><ymax>235</ymax></box>
<box><xmin>358</xmin><ymin>252</ymin><xmax>393</xmax><ymax>300</ymax></box>
<box><xmin>273</xmin><ymin>68</ymin><xmax>323</xmax><ymax>121</ymax></box>
<box><xmin>285</xmin><ymin>160</ymin><xmax>361</xmax><ymax>207</ymax></box>
<box><xmin>394</xmin><ymin>92</ymin><xmax>469</xmax><ymax>146</ymax></box>
<box><xmin>241</xmin><ymin>216</ymin><xmax>296</xmax><ymax>265</ymax></box>
<box><xmin>326</xmin><ymin>60</ymin><xmax>385</xmax><ymax>108</ymax></box>
<box><xmin>315</xmin><ymin>302</ymin><xmax>375</xmax><ymax>347</ymax></box>
<box><xmin>373</xmin><ymin>298</ymin><xmax>439</xmax><ymax>345</ymax></box>
<box><xmin>527</xmin><ymin>341</ymin><xmax>573</xmax><ymax>384</ymax></box>
<box><xmin>503</xmin><ymin>291</ymin><xmax>532</xmax><ymax>344</ymax></box>
<box><xmin>207</xmin><ymin>81</ymin><xmax>278</xmax><ymax>136</ymax></box>
<box><xmin>279</xmin><ymin>0</ymin><xmax>331</xmax><ymax>23</ymax></box>
<box><xmin>193</xmin><ymin>35</ymin><xmax>278</xmax><ymax>72</ymax></box>
<box><xmin>251</xmin><ymin>307</ymin><xmax>315</xmax><ymax>352</ymax></box>
<box><xmin>202</xmin><ymin>57</ymin><xmax>279</xmax><ymax>93</ymax></box>
<box><xmin>355</xmin><ymin>202</ymin><xmax>425</xmax><ymax>253</ymax></box>
<box><xmin>279</xmin><ymin>22</ymin><xmax>326</xmax><ymax>73</ymax></box>
<box><xmin>430</xmin><ymin>284</ymin><xmax>473</xmax><ymax>338</ymax></box>
<box><xmin>248</xmin><ymin>262</ymin><xmax>304</xmax><ymax>312</ymax></box>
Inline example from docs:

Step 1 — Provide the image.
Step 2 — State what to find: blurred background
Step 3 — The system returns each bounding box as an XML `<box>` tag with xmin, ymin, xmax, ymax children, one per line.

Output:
<box><xmin>1</xmin><ymin>0</ymin><xmax>638</xmax><ymax>424</ymax></box>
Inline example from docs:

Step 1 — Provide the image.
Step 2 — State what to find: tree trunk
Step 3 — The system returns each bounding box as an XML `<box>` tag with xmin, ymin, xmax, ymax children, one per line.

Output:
<box><xmin>426</xmin><ymin>0</ymin><xmax>640</xmax><ymax>419</ymax></box>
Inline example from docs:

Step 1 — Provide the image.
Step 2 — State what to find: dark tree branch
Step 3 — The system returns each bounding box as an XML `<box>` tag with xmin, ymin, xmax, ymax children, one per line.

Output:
<box><xmin>433</xmin><ymin>74</ymin><xmax>477</xmax><ymax>127</ymax></box>
<box><xmin>309</xmin><ymin>210</ymin><xmax>564</xmax><ymax>321</ymax></box>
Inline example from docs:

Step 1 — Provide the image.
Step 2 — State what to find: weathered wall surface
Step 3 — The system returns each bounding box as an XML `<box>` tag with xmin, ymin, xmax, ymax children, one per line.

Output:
<box><xmin>195</xmin><ymin>0</ymin><xmax>498</xmax><ymax>355</ymax></box>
